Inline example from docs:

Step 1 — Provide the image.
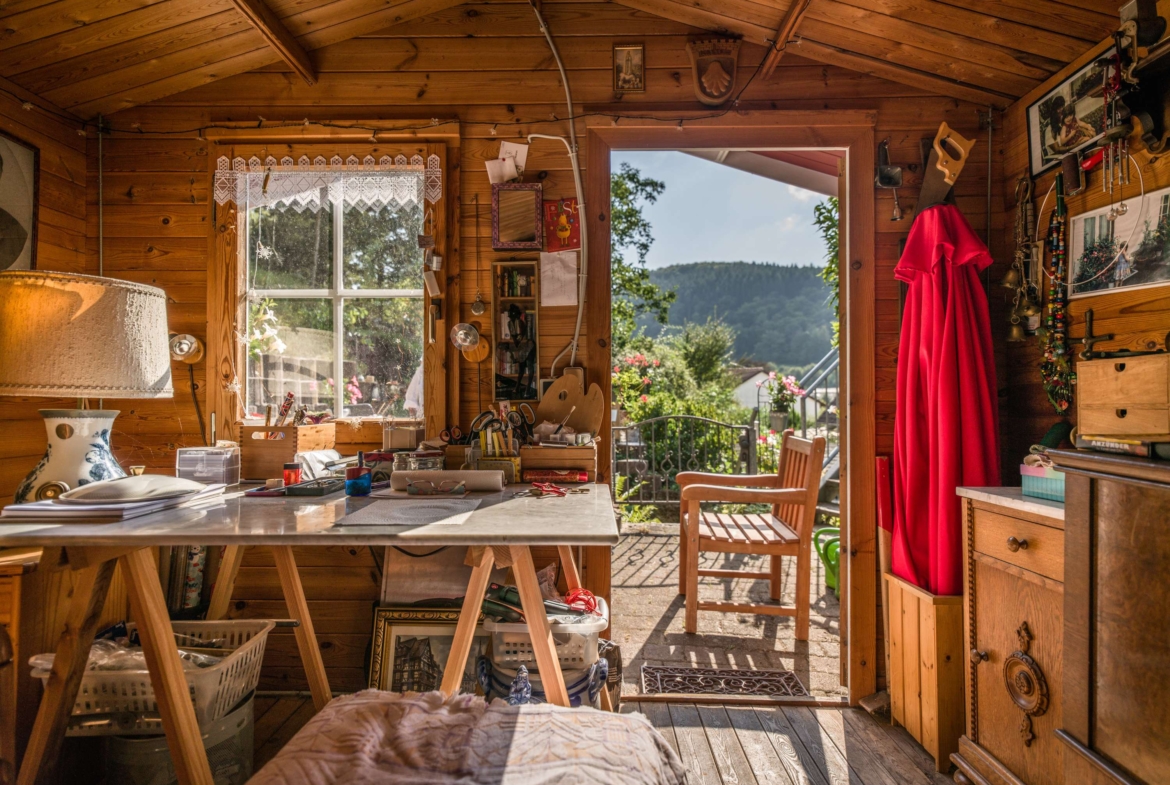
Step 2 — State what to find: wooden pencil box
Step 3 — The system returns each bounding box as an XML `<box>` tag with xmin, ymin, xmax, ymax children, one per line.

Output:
<box><xmin>240</xmin><ymin>423</ymin><xmax>336</xmax><ymax>480</ymax></box>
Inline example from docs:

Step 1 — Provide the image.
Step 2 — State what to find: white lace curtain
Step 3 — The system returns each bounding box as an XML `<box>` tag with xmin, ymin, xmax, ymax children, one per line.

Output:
<box><xmin>214</xmin><ymin>154</ymin><xmax>442</xmax><ymax>212</ymax></box>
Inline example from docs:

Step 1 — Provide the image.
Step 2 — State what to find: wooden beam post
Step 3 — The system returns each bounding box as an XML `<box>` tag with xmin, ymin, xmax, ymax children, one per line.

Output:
<box><xmin>763</xmin><ymin>0</ymin><xmax>815</xmax><ymax>78</ymax></box>
<box><xmin>229</xmin><ymin>0</ymin><xmax>317</xmax><ymax>85</ymax></box>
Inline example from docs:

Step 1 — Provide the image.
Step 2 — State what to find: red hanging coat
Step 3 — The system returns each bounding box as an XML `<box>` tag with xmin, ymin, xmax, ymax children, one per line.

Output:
<box><xmin>892</xmin><ymin>204</ymin><xmax>1000</xmax><ymax>596</ymax></box>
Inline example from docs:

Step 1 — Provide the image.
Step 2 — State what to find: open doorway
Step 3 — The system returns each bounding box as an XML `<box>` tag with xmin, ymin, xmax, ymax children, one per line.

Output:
<box><xmin>607</xmin><ymin>146</ymin><xmax>846</xmax><ymax>700</ymax></box>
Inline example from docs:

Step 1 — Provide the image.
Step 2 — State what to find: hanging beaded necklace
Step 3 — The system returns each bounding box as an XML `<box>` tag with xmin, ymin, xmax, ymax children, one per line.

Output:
<box><xmin>1040</xmin><ymin>173</ymin><xmax>1074</xmax><ymax>414</ymax></box>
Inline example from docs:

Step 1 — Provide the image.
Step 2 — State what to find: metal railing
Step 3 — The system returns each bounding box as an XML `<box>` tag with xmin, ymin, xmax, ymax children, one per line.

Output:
<box><xmin>755</xmin><ymin>347</ymin><xmax>840</xmax><ymax>465</ymax></box>
<box><xmin>612</xmin><ymin>415</ymin><xmax>756</xmax><ymax>504</ymax></box>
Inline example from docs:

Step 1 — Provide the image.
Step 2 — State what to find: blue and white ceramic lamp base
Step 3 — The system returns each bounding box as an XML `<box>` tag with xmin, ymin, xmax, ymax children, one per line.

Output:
<box><xmin>15</xmin><ymin>410</ymin><xmax>126</xmax><ymax>504</ymax></box>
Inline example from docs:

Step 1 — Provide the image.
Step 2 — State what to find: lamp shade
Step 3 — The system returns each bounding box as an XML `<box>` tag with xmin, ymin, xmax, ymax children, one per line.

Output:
<box><xmin>0</xmin><ymin>271</ymin><xmax>172</xmax><ymax>398</ymax></box>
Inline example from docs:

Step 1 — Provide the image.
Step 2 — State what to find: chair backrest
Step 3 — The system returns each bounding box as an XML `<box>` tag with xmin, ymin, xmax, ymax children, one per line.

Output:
<box><xmin>773</xmin><ymin>429</ymin><xmax>827</xmax><ymax>540</ymax></box>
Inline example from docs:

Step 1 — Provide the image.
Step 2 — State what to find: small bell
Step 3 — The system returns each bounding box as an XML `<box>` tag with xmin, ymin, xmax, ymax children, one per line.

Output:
<box><xmin>1019</xmin><ymin>297</ymin><xmax>1041</xmax><ymax>318</ymax></box>
<box><xmin>1000</xmin><ymin>265</ymin><xmax>1023</xmax><ymax>289</ymax></box>
<box><xmin>1007</xmin><ymin>316</ymin><xmax>1027</xmax><ymax>342</ymax></box>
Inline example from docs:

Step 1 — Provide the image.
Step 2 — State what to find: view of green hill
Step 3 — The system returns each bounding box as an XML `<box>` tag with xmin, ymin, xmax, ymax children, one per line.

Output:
<box><xmin>638</xmin><ymin>262</ymin><xmax>834</xmax><ymax>369</ymax></box>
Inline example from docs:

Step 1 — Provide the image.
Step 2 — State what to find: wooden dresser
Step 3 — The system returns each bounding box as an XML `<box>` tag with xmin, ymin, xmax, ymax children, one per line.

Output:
<box><xmin>952</xmin><ymin>488</ymin><xmax>1066</xmax><ymax>785</ymax></box>
<box><xmin>1048</xmin><ymin>451</ymin><xmax>1170</xmax><ymax>785</ymax></box>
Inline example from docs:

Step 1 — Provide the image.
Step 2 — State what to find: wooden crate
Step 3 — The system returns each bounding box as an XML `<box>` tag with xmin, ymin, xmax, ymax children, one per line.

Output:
<box><xmin>884</xmin><ymin>571</ymin><xmax>965</xmax><ymax>773</ymax></box>
<box><xmin>334</xmin><ymin>418</ymin><xmax>424</xmax><ymax>455</ymax></box>
<box><xmin>520</xmin><ymin>444</ymin><xmax>598</xmax><ymax>481</ymax></box>
<box><xmin>240</xmin><ymin>423</ymin><xmax>336</xmax><ymax>480</ymax></box>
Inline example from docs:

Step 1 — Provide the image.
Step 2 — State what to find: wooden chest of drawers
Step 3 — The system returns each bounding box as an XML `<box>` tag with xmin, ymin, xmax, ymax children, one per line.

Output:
<box><xmin>953</xmin><ymin>491</ymin><xmax>1066</xmax><ymax>785</ymax></box>
<box><xmin>1077</xmin><ymin>355</ymin><xmax>1170</xmax><ymax>437</ymax></box>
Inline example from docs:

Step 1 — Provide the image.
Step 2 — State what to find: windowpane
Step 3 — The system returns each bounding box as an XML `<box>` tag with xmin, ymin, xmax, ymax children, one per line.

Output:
<box><xmin>343</xmin><ymin>203</ymin><xmax>425</xmax><ymax>290</ymax></box>
<box><xmin>343</xmin><ymin>298</ymin><xmax>424</xmax><ymax>418</ymax></box>
<box><xmin>247</xmin><ymin>201</ymin><xmax>333</xmax><ymax>289</ymax></box>
<box><xmin>246</xmin><ymin>298</ymin><xmax>334</xmax><ymax>417</ymax></box>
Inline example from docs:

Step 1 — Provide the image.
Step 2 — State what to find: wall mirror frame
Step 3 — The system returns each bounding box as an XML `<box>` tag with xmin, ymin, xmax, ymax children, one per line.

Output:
<box><xmin>491</xmin><ymin>182</ymin><xmax>543</xmax><ymax>250</ymax></box>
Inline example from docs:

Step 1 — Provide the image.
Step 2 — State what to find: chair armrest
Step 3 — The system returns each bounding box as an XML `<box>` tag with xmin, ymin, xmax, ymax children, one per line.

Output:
<box><xmin>679</xmin><ymin>485</ymin><xmax>808</xmax><ymax>504</ymax></box>
<box><xmin>675</xmin><ymin>472</ymin><xmax>779</xmax><ymax>489</ymax></box>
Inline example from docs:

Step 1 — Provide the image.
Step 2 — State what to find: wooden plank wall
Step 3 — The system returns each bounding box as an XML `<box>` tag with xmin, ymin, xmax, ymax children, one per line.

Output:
<box><xmin>3</xmin><ymin>0</ymin><xmax>1006</xmax><ymax>692</ymax></box>
<box><xmin>999</xmin><ymin>37</ymin><xmax>1170</xmax><ymax>480</ymax></box>
<box><xmin>0</xmin><ymin>88</ymin><xmax>88</xmax><ymax>500</ymax></box>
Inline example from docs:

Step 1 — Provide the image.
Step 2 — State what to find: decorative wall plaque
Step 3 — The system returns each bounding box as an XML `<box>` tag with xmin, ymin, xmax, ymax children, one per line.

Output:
<box><xmin>685</xmin><ymin>39</ymin><xmax>740</xmax><ymax>106</ymax></box>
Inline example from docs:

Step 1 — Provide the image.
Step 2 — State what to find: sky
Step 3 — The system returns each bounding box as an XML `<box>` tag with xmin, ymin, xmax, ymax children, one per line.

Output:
<box><xmin>610</xmin><ymin>150</ymin><xmax>829</xmax><ymax>269</ymax></box>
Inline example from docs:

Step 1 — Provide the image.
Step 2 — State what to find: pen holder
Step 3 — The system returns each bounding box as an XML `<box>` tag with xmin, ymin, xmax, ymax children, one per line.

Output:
<box><xmin>468</xmin><ymin>439</ymin><xmax>521</xmax><ymax>484</ymax></box>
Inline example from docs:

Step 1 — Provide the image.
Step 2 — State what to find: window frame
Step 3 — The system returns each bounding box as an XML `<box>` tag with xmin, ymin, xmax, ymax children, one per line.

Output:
<box><xmin>208</xmin><ymin>139</ymin><xmax>455</xmax><ymax>442</ymax></box>
<box><xmin>245</xmin><ymin>199</ymin><xmax>427</xmax><ymax>418</ymax></box>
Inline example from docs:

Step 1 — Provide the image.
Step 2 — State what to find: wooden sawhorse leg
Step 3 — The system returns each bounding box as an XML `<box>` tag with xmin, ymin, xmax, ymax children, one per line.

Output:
<box><xmin>121</xmin><ymin>547</ymin><xmax>216</xmax><ymax>785</ymax></box>
<box><xmin>272</xmin><ymin>546</ymin><xmax>331</xmax><ymax>711</ymax></box>
<box><xmin>440</xmin><ymin>546</ymin><xmax>574</xmax><ymax>707</ymax></box>
<box><xmin>206</xmin><ymin>545</ymin><xmax>332</xmax><ymax>712</ymax></box>
<box><xmin>17</xmin><ymin>559</ymin><xmax>116</xmax><ymax>785</ymax></box>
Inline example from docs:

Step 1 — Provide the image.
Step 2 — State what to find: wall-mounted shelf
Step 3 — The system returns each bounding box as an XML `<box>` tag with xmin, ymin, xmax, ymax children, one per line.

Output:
<box><xmin>492</xmin><ymin>260</ymin><xmax>539</xmax><ymax>401</ymax></box>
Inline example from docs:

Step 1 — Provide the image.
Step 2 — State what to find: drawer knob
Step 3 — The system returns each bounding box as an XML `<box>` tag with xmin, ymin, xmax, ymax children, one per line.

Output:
<box><xmin>970</xmin><ymin>649</ymin><xmax>988</xmax><ymax>664</ymax></box>
<box><xmin>1006</xmin><ymin>536</ymin><xmax>1029</xmax><ymax>552</ymax></box>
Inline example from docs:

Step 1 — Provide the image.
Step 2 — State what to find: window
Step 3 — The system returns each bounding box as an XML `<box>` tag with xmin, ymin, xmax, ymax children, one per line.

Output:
<box><xmin>244</xmin><ymin>194</ymin><xmax>425</xmax><ymax>419</ymax></box>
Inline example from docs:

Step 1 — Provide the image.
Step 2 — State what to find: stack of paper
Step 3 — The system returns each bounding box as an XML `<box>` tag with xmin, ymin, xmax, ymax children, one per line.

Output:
<box><xmin>0</xmin><ymin>484</ymin><xmax>226</xmax><ymax>524</ymax></box>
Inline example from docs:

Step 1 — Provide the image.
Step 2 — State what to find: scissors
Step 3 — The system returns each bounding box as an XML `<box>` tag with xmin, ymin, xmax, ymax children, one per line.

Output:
<box><xmin>504</xmin><ymin>402</ymin><xmax>536</xmax><ymax>443</ymax></box>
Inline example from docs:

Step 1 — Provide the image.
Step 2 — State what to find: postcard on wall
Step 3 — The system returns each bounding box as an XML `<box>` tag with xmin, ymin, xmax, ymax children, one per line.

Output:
<box><xmin>1025</xmin><ymin>52</ymin><xmax>1112</xmax><ymax>177</ymax></box>
<box><xmin>1069</xmin><ymin>184</ymin><xmax>1170</xmax><ymax>298</ymax></box>
<box><xmin>543</xmin><ymin>197</ymin><xmax>580</xmax><ymax>251</ymax></box>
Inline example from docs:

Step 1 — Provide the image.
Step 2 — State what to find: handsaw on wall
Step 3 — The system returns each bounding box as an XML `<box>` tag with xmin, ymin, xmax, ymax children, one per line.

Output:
<box><xmin>913</xmin><ymin>122</ymin><xmax>976</xmax><ymax>219</ymax></box>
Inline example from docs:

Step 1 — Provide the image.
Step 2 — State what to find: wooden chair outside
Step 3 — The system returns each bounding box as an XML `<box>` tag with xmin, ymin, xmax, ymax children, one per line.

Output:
<box><xmin>676</xmin><ymin>430</ymin><xmax>826</xmax><ymax>638</ymax></box>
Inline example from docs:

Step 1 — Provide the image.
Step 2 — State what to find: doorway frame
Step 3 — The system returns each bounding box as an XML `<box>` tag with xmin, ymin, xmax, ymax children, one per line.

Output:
<box><xmin>585</xmin><ymin>111</ymin><xmax>877</xmax><ymax>704</ymax></box>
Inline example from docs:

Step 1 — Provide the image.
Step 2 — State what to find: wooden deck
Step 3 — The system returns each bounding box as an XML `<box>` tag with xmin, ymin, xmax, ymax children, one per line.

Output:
<box><xmin>251</xmin><ymin>695</ymin><xmax>953</xmax><ymax>784</ymax></box>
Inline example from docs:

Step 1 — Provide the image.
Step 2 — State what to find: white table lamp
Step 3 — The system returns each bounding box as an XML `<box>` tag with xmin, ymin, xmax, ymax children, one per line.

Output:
<box><xmin>0</xmin><ymin>271</ymin><xmax>173</xmax><ymax>502</ymax></box>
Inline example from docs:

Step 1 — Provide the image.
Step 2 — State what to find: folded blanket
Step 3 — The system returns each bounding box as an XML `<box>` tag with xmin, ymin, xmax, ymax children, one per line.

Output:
<box><xmin>249</xmin><ymin>690</ymin><xmax>686</xmax><ymax>785</ymax></box>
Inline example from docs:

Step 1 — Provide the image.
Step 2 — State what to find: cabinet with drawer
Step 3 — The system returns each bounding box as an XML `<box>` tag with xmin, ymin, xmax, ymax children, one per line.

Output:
<box><xmin>953</xmin><ymin>492</ymin><xmax>1065</xmax><ymax>785</ymax></box>
<box><xmin>1077</xmin><ymin>355</ymin><xmax>1170</xmax><ymax>437</ymax></box>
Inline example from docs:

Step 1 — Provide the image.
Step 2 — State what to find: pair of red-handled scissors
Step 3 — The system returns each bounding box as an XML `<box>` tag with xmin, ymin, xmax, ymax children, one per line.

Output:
<box><xmin>530</xmin><ymin>481</ymin><xmax>568</xmax><ymax>497</ymax></box>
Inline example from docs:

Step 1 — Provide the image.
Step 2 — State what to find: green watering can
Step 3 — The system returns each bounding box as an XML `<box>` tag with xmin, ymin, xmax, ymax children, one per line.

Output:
<box><xmin>814</xmin><ymin>527</ymin><xmax>841</xmax><ymax>595</ymax></box>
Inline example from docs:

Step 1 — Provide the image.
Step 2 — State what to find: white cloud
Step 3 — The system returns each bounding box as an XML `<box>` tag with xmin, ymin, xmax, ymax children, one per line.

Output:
<box><xmin>782</xmin><ymin>215</ymin><xmax>799</xmax><ymax>231</ymax></box>
<box><xmin>787</xmin><ymin>184</ymin><xmax>815</xmax><ymax>202</ymax></box>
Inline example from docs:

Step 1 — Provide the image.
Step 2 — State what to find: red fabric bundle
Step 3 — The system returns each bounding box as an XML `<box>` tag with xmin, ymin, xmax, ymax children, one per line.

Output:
<box><xmin>892</xmin><ymin>204</ymin><xmax>1001</xmax><ymax>596</ymax></box>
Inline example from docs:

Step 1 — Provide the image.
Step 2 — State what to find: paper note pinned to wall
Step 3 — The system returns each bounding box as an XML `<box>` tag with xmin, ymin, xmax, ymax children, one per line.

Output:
<box><xmin>498</xmin><ymin>141</ymin><xmax>529</xmax><ymax>174</ymax></box>
<box><xmin>540</xmin><ymin>251</ymin><xmax>578</xmax><ymax>307</ymax></box>
<box><xmin>485</xmin><ymin>158</ymin><xmax>517</xmax><ymax>184</ymax></box>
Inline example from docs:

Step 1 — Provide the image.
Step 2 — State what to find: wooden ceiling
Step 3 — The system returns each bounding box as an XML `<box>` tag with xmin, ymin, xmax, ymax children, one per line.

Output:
<box><xmin>0</xmin><ymin>0</ymin><xmax>1120</xmax><ymax>118</ymax></box>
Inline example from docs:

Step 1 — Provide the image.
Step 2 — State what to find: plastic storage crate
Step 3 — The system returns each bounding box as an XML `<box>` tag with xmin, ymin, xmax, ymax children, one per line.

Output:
<box><xmin>34</xmin><ymin>620</ymin><xmax>273</xmax><ymax>735</ymax></box>
<box><xmin>484</xmin><ymin>598</ymin><xmax>608</xmax><ymax>671</ymax></box>
<box><xmin>1020</xmin><ymin>463</ymin><xmax>1065</xmax><ymax>501</ymax></box>
<box><xmin>104</xmin><ymin>692</ymin><xmax>254</xmax><ymax>785</ymax></box>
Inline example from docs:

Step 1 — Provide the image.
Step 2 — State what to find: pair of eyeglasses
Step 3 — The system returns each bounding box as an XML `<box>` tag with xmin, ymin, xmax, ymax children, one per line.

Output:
<box><xmin>405</xmin><ymin>480</ymin><xmax>466</xmax><ymax>496</ymax></box>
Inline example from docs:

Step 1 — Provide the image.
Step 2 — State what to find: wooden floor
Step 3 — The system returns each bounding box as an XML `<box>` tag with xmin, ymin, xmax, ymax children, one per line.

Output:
<box><xmin>251</xmin><ymin>695</ymin><xmax>954</xmax><ymax>784</ymax></box>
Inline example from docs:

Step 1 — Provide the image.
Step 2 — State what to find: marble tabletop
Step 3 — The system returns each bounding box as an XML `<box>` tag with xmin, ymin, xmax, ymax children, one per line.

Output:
<box><xmin>0</xmin><ymin>484</ymin><xmax>620</xmax><ymax>548</ymax></box>
<box><xmin>956</xmin><ymin>486</ymin><xmax>1064</xmax><ymax>520</ymax></box>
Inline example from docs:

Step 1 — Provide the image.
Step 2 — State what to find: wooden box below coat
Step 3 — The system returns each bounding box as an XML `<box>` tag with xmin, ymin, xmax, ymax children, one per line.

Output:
<box><xmin>884</xmin><ymin>571</ymin><xmax>965</xmax><ymax>773</ymax></box>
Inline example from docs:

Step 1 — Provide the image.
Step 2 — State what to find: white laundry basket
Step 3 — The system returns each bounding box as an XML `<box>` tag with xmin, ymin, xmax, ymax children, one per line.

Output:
<box><xmin>484</xmin><ymin>599</ymin><xmax>608</xmax><ymax>671</ymax></box>
<box><xmin>34</xmin><ymin>619</ymin><xmax>274</xmax><ymax>735</ymax></box>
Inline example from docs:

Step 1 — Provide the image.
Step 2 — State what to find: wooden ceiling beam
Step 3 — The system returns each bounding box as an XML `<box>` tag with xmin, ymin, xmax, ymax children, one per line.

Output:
<box><xmin>762</xmin><ymin>0</ymin><xmax>815</xmax><ymax>78</ymax></box>
<box><xmin>229</xmin><ymin>0</ymin><xmax>317</xmax><ymax>85</ymax></box>
<box><xmin>792</xmin><ymin>38</ymin><xmax>1015</xmax><ymax>107</ymax></box>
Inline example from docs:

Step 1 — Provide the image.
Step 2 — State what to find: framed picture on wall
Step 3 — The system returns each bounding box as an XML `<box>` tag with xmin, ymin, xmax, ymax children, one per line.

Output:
<box><xmin>1069</xmin><ymin>184</ymin><xmax>1170</xmax><ymax>297</ymax></box>
<box><xmin>1025</xmin><ymin>51</ymin><xmax>1112</xmax><ymax>177</ymax></box>
<box><xmin>614</xmin><ymin>44</ymin><xmax>645</xmax><ymax>93</ymax></box>
<box><xmin>0</xmin><ymin>130</ymin><xmax>38</xmax><ymax>271</ymax></box>
<box><xmin>368</xmin><ymin>606</ymin><xmax>487</xmax><ymax>694</ymax></box>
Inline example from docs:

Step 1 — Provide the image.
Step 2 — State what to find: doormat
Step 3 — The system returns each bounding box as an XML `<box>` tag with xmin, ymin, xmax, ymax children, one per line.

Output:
<box><xmin>640</xmin><ymin>664</ymin><xmax>809</xmax><ymax>697</ymax></box>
